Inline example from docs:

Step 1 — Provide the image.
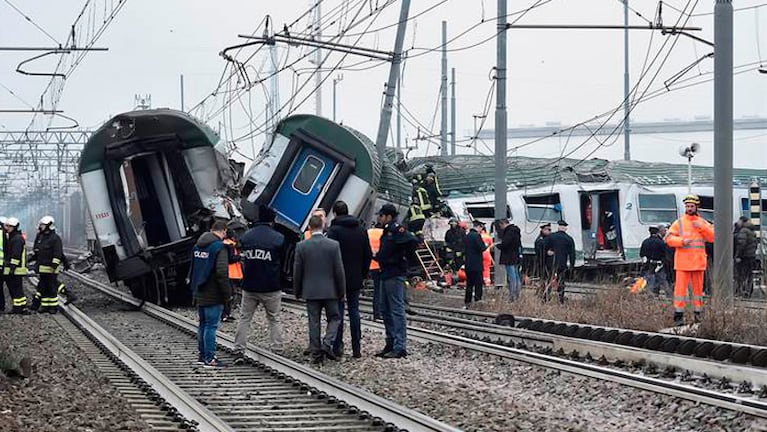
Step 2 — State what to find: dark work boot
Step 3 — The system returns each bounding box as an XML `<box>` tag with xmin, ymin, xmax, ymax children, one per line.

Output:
<box><xmin>673</xmin><ymin>312</ymin><xmax>684</xmax><ymax>327</ymax></box>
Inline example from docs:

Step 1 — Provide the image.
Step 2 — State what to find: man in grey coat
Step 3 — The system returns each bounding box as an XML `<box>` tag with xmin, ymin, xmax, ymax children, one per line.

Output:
<box><xmin>294</xmin><ymin>214</ymin><xmax>346</xmax><ymax>364</ymax></box>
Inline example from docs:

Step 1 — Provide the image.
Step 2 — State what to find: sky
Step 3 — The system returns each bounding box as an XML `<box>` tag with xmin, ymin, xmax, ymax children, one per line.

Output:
<box><xmin>1</xmin><ymin>0</ymin><xmax>766</xmax><ymax>169</ymax></box>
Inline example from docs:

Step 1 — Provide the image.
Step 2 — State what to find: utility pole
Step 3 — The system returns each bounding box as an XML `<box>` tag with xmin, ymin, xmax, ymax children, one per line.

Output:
<box><xmin>313</xmin><ymin>1</ymin><xmax>323</xmax><ymax>116</ymax></box>
<box><xmin>713</xmin><ymin>0</ymin><xmax>734</xmax><ymax>304</ymax></box>
<box><xmin>440</xmin><ymin>20</ymin><xmax>448</xmax><ymax>156</ymax></box>
<box><xmin>180</xmin><ymin>74</ymin><xmax>185</xmax><ymax>111</ymax></box>
<box><xmin>397</xmin><ymin>73</ymin><xmax>402</xmax><ymax>149</ymax></box>
<box><xmin>494</xmin><ymin>0</ymin><xmax>508</xmax><ymax>288</ymax></box>
<box><xmin>623</xmin><ymin>0</ymin><xmax>631</xmax><ymax>160</ymax></box>
<box><xmin>265</xmin><ymin>43</ymin><xmax>280</xmax><ymax>147</ymax></box>
<box><xmin>374</xmin><ymin>0</ymin><xmax>411</xmax><ymax>163</ymax></box>
<box><xmin>332</xmin><ymin>74</ymin><xmax>343</xmax><ymax>122</ymax></box>
<box><xmin>451</xmin><ymin>67</ymin><xmax>456</xmax><ymax>156</ymax></box>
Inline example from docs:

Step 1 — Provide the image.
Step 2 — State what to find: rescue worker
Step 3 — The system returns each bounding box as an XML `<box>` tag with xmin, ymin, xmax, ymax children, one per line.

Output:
<box><xmin>734</xmin><ymin>216</ymin><xmax>758</xmax><ymax>297</ymax></box>
<box><xmin>368</xmin><ymin>220</ymin><xmax>385</xmax><ymax>320</ymax></box>
<box><xmin>533</xmin><ymin>223</ymin><xmax>552</xmax><ymax>279</ymax></box>
<box><xmin>639</xmin><ymin>225</ymin><xmax>670</xmax><ymax>296</ymax></box>
<box><xmin>30</xmin><ymin>216</ymin><xmax>65</xmax><ymax>313</ymax></box>
<box><xmin>0</xmin><ymin>216</ymin><xmax>6</xmax><ymax>313</ymax></box>
<box><xmin>411</xmin><ymin>179</ymin><xmax>432</xmax><ymax>217</ymax></box>
<box><xmin>221</xmin><ymin>223</ymin><xmax>244</xmax><ymax>322</ymax></box>
<box><xmin>444</xmin><ymin>219</ymin><xmax>466</xmax><ymax>280</ymax></box>
<box><xmin>374</xmin><ymin>204</ymin><xmax>417</xmax><ymax>358</ymax></box>
<box><xmin>4</xmin><ymin>218</ymin><xmax>28</xmax><ymax>314</ymax></box>
<box><xmin>665</xmin><ymin>194</ymin><xmax>715</xmax><ymax>325</ymax></box>
<box><xmin>464</xmin><ymin>220</ymin><xmax>488</xmax><ymax>308</ymax></box>
<box><xmin>404</xmin><ymin>201</ymin><xmax>426</xmax><ymax>239</ymax></box>
<box><xmin>424</xmin><ymin>174</ymin><xmax>442</xmax><ymax>215</ymax></box>
<box><xmin>480</xmin><ymin>224</ymin><xmax>493</xmax><ymax>286</ymax></box>
<box><xmin>424</xmin><ymin>165</ymin><xmax>445</xmax><ymax>198</ymax></box>
<box><xmin>543</xmin><ymin>220</ymin><xmax>576</xmax><ymax>303</ymax></box>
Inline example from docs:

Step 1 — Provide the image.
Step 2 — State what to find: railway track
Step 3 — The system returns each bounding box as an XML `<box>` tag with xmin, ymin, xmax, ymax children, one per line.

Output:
<box><xmin>54</xmin><ymin>271</ymin><xmax>461</xmax><ymax>432</ymax></box>
<box><xmin>279</xmin><ymin>296</ymin><xmax>767</xmax><ymax>419</ymax></box>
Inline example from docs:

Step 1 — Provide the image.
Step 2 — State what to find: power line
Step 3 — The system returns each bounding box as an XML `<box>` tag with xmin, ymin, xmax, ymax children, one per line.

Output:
<box><xmin>2</xmin><ymin>0</ymin><xmax>61</xmax><ymax>45</ymax></box>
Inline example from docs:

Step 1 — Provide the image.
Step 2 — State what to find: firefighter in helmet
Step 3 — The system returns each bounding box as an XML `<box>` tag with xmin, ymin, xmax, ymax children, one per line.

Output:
<box><xmin>665</xmin><ymin>194</ymin><xmax>715</xmax><ymax>326</ymax></box>
<box><xmin>31</xmin><ymin>216</ymin><xmax>66</xmax><ymax>313</ymax></box>
<box><xmin>4</xmin><ymin>218</ymin><xmax>28</xmax><ymax>314</ymax></box>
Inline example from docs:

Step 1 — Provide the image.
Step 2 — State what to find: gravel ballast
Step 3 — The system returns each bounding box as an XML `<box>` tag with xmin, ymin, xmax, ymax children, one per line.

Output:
<box><xmin>0</xmin><ymin>287</ymin><xmax>150</xmax><ymax>432</ymax></box>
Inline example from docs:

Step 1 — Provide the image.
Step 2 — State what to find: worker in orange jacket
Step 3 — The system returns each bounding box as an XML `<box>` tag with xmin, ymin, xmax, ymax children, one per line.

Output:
<box><xmin>481</xmin><ymin>226</ymin><xmax>493</xmax><ymax>286</ymax></box>
<box><xmin>665</xmin><ymin>194</ymin><xmax>715</xmax><ymax>326</ymax></box>
<box><xmin>368</xmin><ymin>220</ymin><xmax>384</xmax><ymax>320</ymax></box>
<box><xmin>222</xmin><ymin>233</ymin><xmax>243</xmax><ymax>322</ymax></box>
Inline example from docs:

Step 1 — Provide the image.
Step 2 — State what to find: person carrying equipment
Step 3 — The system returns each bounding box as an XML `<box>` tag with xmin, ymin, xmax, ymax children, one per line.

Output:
<box><xmin>30</xmin><ymin>216</ymin><xmax>65</xmax><ymax>313</ymax></box>
<box><xmin>4</xmin><ymin>218</ymin><xmax>28</xmax><ymax>314</ymax></box>
<box><xmin>665</xmin><ymin>194</ymin><xmax>715</xmax><ymax>326</ymax></box>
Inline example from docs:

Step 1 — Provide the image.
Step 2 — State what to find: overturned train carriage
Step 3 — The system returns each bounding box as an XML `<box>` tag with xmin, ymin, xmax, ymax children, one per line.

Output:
<box><xmin>241</xmin><ymin>114</ymin><xmax>410</xmax><ymax>289</ymax></box>
<box><xmin>78</xmin><ymin>109</ymin><xmax>239</xmax><ymax>304</ymax></box>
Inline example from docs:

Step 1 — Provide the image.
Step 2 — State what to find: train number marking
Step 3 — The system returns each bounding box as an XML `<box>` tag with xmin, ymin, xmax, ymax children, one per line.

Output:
<box><xmin>95</xmin><ymin>211</ymin><xmax>111</xmax><ymax>220</ymax></box>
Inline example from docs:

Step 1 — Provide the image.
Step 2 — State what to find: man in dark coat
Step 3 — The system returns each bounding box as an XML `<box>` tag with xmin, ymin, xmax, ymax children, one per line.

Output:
<box><xmin>496</xmin><ymin>219</ymin><xmax>522</xmax><ymax>301</ymax></box>
<box><xmin>327</xmin><ymin>201</ymin><xmax>372</xmax><ymax>358</ymax></box>
<box><xmin>295</xmin><ymin>214</ymin><xmax>346</xmax><ymax>364</ymax></box>
<box><xmin>735</xmin><ymin>216</ymin><xmax>758</xmax><ymax>297</ymax></box>
<box><xmin>444</xmin><ymin>219</ymin><xmax>466</xmax><ymax>275</ymax></box>
<box><xmin>639</xmin><ymin>225</ymin><xmax>670</xmax><ymax>295</ymax></box>
<box><xmin>543</xmin><ymin>220</ymin><xmax>576</xmax><ymax>303</ymax></box>
<box><xmin>463</xmin><ymin>220</ymin><xmax>488</xmax><ymax>308</ymax></box>
<box><xmin>190</xmin><ymin>220</ymin><xmax>232</xmax><ymax>368</ymax></box>
<box><xmin>234</xmin><ymin>205</ymin><xmax>285</xmax><ymax>363</ymax></box>
<box><xmin>533</xmin><ymin>223</ymin><xmax>551</xmax><ymax>279</ymax></box>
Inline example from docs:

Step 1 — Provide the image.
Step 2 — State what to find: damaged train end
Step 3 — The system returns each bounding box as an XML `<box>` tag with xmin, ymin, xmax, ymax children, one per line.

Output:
<box><xmin>78</xmin><ymin>109</ymin><xmax>240</xmax><ymax>305</ymax></box>
<box><xmin>240</xmin><ymin>114</ymin><xmax>383</xmax><ymax>290</ymax></box>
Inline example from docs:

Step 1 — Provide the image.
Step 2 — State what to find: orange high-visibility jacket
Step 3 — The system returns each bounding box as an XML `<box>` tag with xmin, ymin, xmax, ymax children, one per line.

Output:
<box><xmin>368</xmin><ymin>227</ymin><xmax>383</xmax><ymax>271</ymax></box>
<box><xmin>665</xmin><ymin>214</ymin><xmax>715</xmax><ymax>271</ymax></box>
<box><xmin>223</xmin><ymin>238</ymin><xmax>243</xmax><ymax>280</ymax></box>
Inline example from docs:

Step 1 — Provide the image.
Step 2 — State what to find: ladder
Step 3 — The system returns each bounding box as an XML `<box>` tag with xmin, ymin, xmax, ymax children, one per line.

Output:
<box><xmin>414</xmin><ymin>242</ymin><xmax>445</xmax><ymax>281</ymax></box>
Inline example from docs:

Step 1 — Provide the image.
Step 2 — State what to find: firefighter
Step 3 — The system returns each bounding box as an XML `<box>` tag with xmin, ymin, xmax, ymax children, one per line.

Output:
<box><xmin>404</xmin><ymin>201</ymin><xmax>426</xmax><ymax>239</ymax></box>
<box><xmin>665</xmin><ymin>194</ymin><xmax>715</xmax><ymax>325</ymax></box>
<box><xmin>444</xmin><ymin>219</ymin><xmax>466</xmax><ymax>279</ymax></box>
<box><xmin>4</xmin><ymin>218</ymin><xmax>28</xmax><ymax>314</ymax></box>
<box><xmin>0</xmin><ymin>216</ymin><xmax>6</xmax><ymax>313</ymax></box>
<box><xmin>30</xmin><ymin>216</ymin><xmax>65</xmax><ymax>314</ymax></box>
<box><xmin>411</xmin><ymin>179</ymin><xmax>432</xmax><ymax>216</ymax></box>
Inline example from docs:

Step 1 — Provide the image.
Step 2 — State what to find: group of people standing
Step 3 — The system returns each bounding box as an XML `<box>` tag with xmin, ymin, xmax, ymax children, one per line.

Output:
<box><xmin>190</xmin><ymin>201</ymin><xmax>418</xmax><ymax>368</ymax></box>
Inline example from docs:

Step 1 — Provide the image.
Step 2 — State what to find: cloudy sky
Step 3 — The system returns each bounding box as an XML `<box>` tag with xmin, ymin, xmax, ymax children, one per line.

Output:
<box><xmin>2</xmin><ymin>0</ymin><xmax>766</xmax><ymax>166</ymax></box>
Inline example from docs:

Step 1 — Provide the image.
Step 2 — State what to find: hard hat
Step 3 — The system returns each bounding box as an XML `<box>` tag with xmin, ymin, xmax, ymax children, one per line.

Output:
<box><xmin>5</xmin><ymin>217</ymin><xmax>20</xmax><ymax>228</ymax></box>
<box><xmin>39</xmin><ymin>215</ymin><xmax>55</xmax><ymax>226</ymax></box>
<box><xmin>682</xmin><ymin>194</ymin><xmax>701</xmax><ymax>205</ymax></box>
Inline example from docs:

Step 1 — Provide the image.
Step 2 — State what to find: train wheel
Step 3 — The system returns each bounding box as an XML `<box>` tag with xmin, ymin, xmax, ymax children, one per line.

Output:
<box><xmin>126</xmin><ymin>275</ymin><xmax>158</xmax><ymax>305</ymax></box>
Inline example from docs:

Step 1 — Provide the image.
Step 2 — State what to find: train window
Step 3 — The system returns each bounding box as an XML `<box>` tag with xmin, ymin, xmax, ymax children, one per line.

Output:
<box><xmin>292</xmin><ymin>156</ymin><xmax>325</xmax><ymax>195</ymax></box>
<box><xmin>638</xmin><ymin>194</ymin><xmax>677</xmax><ymax>224</ymax></box>
<box><xmin>466</xmin><ymin>205</ymin><xmax>511</xmax><ymax>219</ymax></box>
<box><xmin>524</xmin><ymin>194</ymin><xmax>561</xmax><ymax>223</ymax></box>
<box><xmin>698</xmin><ymin>195</ymin><xmax>714</xmax><ymax>223</ymax></box>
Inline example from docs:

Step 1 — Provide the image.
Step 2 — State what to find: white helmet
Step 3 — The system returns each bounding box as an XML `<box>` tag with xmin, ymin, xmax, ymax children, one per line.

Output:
<box><xmin>5</xmin><ymin>217</ymin><xmax>20</xmax><ymax>228</ymax></box>
<box><xmin>39</xmin><ymin>215</ymin><xmax>55</xmax><ymax>228</ymax></box>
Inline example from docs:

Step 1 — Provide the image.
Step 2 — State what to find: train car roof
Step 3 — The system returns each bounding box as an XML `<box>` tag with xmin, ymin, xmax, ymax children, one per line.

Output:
<box><xmin>78</xmin><ymin>109</ymin><xmax>219</xmax><ymax>174</ymax></box>
<box><xmin>408</xmin><ymin>155</ymin><xmax>767</xmax><ymax>195</ymax></box>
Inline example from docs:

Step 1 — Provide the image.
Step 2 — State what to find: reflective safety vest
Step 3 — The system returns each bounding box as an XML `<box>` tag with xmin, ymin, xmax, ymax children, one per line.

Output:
<box><xmin>368</xmin><ymin>227</ymin><xmax>383</xmax><ymax>271</ymax></box>
<box><xmin>665</xmin><ymin>214</ymin><xmax>714</xmax><ymax>271</ymax></box>
<box><xmin>407</xmin><ymin>205</ymin><xmax>425</xmax><ymax>222</ymax></box>
<box><xmin>5</xmin><ymin>231</ymin><xmax>27</xmax><ymax>276</ymax></box>
<box><xmin>413</xmin><ymin>187</ymin><xmax>432</xmax><ymax>211</ymax></box>
<box><xmin>224</xmin><ymin>238</ymin><xmax>243</xmax><ymax>280</ymax></box>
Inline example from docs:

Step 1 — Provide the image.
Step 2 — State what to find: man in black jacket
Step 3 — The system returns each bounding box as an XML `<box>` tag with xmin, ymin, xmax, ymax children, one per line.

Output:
<box><xmin>543</xmin><ymin>220</ymin><xmax>576</xmax><ymax>303</ymax></box>
<box><xmin>327</xmin><ymin>201</ymin><xmax>372</xmax><ymax>358</ymax></box>
<box><xmin>533</xmin><ymin>223</ymin><xmax>551</xmax><ymax>280</ymax></box>
<box><xmin>639</xmin><ymin>225</ymin><xmax>670</xmax><ymax>295</ymax></box>
<box><xmin>463</xmin><ymin>220</ymin><xmax>488</xmax><ymax>308</ymax></box>
<box><xmin>496</xmin><ymin>219</ymin><xmax>522</xmax><ymax>301</ymax></box>
<box><xmin>4</xmin><ymin>218</ymin><xmax>28</xmax><ymax>314</ymax></box>
<box><xmin>735</xmin><ymin>217</ymin><xmax>758</xmax><ymax>297</ymax></box>
<box><xmin>190</xmin><ymin>220</ymin><xmax>232</xmax><ymax>368</ymax></box>
<box><xmin>30</xmin><ymin>216</ymin><xmax>65</xmax><ymax>313</ymax></box>
<box><xmin>234</xmin><ymin>205</ymin><xmax>286</xmax><ymax>363</ymax></box>
<box><xmin>444</xmin><ymin>219</ymin><xmax>466</xmax><ymax>277</ymax></box>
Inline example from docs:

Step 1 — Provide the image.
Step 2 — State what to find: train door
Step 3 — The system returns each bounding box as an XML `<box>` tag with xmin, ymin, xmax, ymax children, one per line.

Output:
<box><xmin>580</xmin><ymin>190</ymin><xmax>624</xmax><ymax>262</ymax></box>
<box><xmin>579</xmin><ymin>193</ymin><xmax>597</xmax><ymax>261</ymax></box>
<box><xmin>270</xmin><ymin>147</ymin><xmax>337</xmax><ymax>229</ymax></box>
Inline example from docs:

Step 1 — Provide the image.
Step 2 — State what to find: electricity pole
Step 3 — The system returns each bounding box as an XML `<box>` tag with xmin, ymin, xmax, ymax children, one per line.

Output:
<box><xmin>374</xmin><ymin>0</ymin><xmax>411</xmax><ymax>162</ymax></box>
<box><xmin>313</xmin><ymin>1</ymin><xmax>323</xmax><ymax>116</ymax></box>
<box><xmin>623</xmin><ymin>0</ymin><xmax>631</xmax><ymax>160</ymax></box>
<box><xmin>440</xmin><ymin>20</ymin><xmax>448</xmax><ymax>156</ymax></box>
<box><xmin>713</xmin><ymin>0</ymin><xmax>734</xmax><ymax>304</ymax></box>
<box><xmin>451</xmin><ymin>67</ymin><xmax>456</xmax><ymax>156</ymax></box>
<box><xmin>494</xmin><ymin>0</ymin><xmax>508</xmax><ymax>287</ymax></box>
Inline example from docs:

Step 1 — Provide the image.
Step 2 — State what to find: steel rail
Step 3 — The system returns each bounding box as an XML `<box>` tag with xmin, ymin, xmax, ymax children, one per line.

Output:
<box><xmin>63</xmin><ymin>271</ymin><xmax>463</xmax><ymax>432</ymax></box>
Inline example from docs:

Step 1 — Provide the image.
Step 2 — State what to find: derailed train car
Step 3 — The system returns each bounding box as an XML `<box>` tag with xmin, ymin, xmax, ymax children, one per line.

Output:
<box><xmin>79</xmin><ymin>109</ymin><xmax>410</xmax><ymax>305</ymax></box>
<box><xmin>78</xmin><ymin>109</ymin><xmax>241</xmax><ymax>304</ymax></box>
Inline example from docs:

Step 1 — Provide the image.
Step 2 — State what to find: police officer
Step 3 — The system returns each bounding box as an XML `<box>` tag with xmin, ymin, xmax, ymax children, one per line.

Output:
<box><xmin>4</xmin><ymin>218</ymin><xmax>28</xmax><ymax>314</ymax></box>
<box><xmin>543</xmin><ymin>220</ymin><xmax>576</xmax><ymax>303</ymax></box>
<box><xmin>31</xmin><ymin>216</ymin><xmax>65</xmax><ymax>313</ymax></box>
<box><xmin>374</xmin><ymin>204</ymin><xmax>417</xmax><ymax>359</ymax></box>
<box><xmin>639</xmin><ymin>225</ymin><xmax>670</xmax><ymax>296</ymax></box>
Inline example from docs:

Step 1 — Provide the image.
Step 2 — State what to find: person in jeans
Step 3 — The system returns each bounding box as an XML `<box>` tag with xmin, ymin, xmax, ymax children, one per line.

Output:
<box><xmin>374</xmin><ymin>204</ymin><xmax>417</xmax><ymax>359</ymax></box>
<box><xmin>233</xmin><ymin>205</ymin><xmax>286</xmax><ymax>363</ymax></box>
<box><xmin>294</xmin><ymin>215</ymin><xmax>346</xmax><ymax>364</ymax></box>
<box><xmin>496</xmin><ymin>219</ymin><xmax>522</xmax><ymax>301</ymax></box>
<box><xmin>327</xmin><ymin>201</ymin><xmax>372</xmax><ymax>358</ymax></box>
<box><xmin>463</xmin><ymin>220</ymin><xmax>488</xmax><ymax>308</ymax></box>
<box><xmin>190</xmin><ymin>220</ymin><xmax>232</xmax><ymax>368</ymax></box>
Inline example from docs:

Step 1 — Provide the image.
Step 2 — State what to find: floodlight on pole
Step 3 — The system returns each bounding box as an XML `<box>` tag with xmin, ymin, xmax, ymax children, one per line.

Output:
<box><xmin>679</xmin><ymin>142</ymin><xmax>700</xmax><ymax>193</ymax></box>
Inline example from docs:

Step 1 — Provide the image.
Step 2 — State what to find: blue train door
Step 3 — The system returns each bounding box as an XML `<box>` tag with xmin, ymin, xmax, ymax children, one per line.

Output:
<box><xmin>271</xmin><ymin>147</ymin><xmax>336</xmax><ymax>229</ymax></box>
